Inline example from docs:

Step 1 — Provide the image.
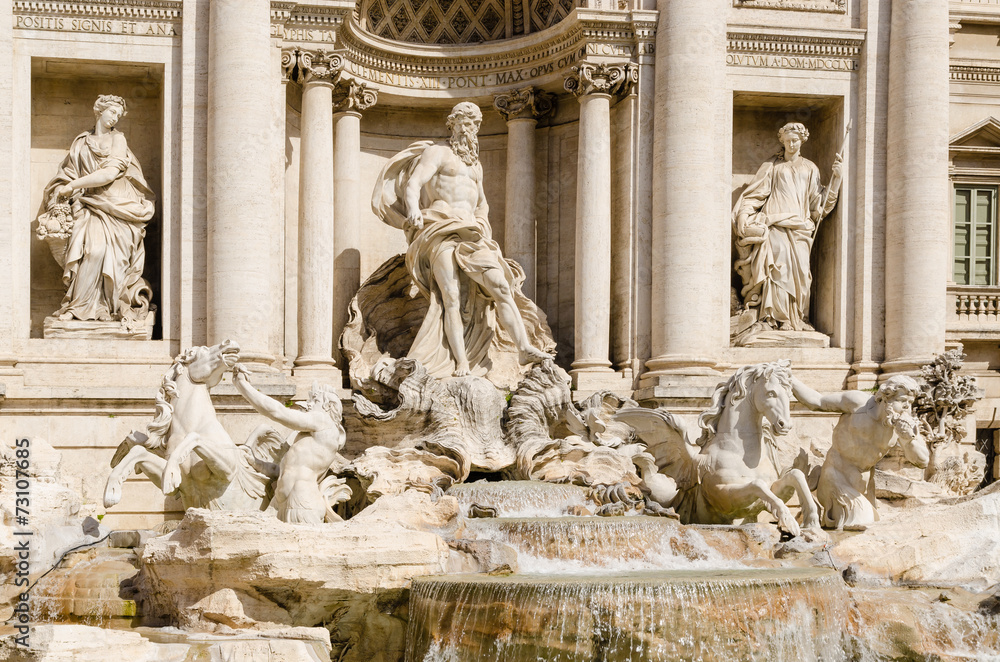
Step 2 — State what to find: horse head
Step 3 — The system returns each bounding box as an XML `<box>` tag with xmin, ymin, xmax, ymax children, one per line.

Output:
<box><xmin>746</xmin><ymin>361</ymin><xmax>793</xmax><ymax>437</ymax></box>
<box><xmin>175</xmin><ymin>339</ymin><xmax>241</xmax><ymax>388</ymax></box>
<box><xmin>699</xmin><ymin>360</ymin><xmax>793</xmax><ymax>440</ymax></box>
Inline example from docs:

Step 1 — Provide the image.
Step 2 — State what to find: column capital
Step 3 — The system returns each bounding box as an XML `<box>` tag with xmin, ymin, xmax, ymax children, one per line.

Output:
<box><xmin>332</xmin><ymin>75</ymin><xmax>379</xmax><ymax>113</ymax></box>
<box><xmin>283</xmin><ymin>47</ymin><xmax>346</xmax><ymax>85</ymax></box>
<box><xmin>563</xmin><ymin>61</ymin><xmax>637</xmax><ymax>98</ymax></box>
<box><xmin>493</xmin><ymin>87</ymin><xmax>556</xmax><ymax>123</ymax></box>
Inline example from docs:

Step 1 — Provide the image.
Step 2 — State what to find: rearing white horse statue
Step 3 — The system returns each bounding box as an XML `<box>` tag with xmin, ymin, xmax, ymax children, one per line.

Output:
<box><xmin>103</xmin><ymin>340</ymin><xmax>282</xmax><ymax>512</ymax></box>
<box><xmin>615</xmin><ymin>361</ymin><xmax>822</xmax><ymax>538</ymax></box>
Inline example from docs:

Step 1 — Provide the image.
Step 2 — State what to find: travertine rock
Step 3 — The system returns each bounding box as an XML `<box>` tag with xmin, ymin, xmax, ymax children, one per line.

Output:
<box><xmin>0</xmin><ymin>438</ymin><xmax>103</xmax><ymax>588</ymax></box>
<box><xmin>0</xmin><ymin>625</ymin><xmax>188</xmax><ymax>662</ymax></box>
<box><xmin>830</xmin><ymin>485</ymin><xmax>1000</xmax><ymax>590</ymax></box>
<box><xmin>136</xmin><ymin>507</ymin><xmax>451</xmax><ymax>629</ymax></box>
<box><xmin>0</xmin><ymin>624</ymin><xmax>332</xmax><ymax>662</ymax></box>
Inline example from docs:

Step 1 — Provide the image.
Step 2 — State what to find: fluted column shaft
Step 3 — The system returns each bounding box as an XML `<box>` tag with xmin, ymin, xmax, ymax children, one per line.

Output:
<box><xmin>883</xmin><ymin>0</ymin><xmax>949</xmax><ymax>372</ymax></box>
<box><xmin>295</xmin><ymin>77</ymin><xmax>336</xmax><ymax>368</ymax></box>
<box><xmin>206</xmin><ymin>0</ymin><xmax>274</xmax><ymax>363</ymax></box>
<box><xmin>505</xmin><ymin>117</ymin><xmax>538</xmax><ymax>299</ymax></box>
<box><xmin>644</xmin><ymin>0</ymin><xmax>729</xmax><ymax>379</ymax></box>
<box><xmin>494</xmin><ymin>87</ymin><xmax>554</xmax><ymax>302</ymax></box>
<box><xmin>564</xmin><ymin>63</ymin><xmax>636</xmax><ymax>376</ymax></box>
<box><xmin>332</xmin><ymin>110</ymin><xmax>362</xmax><ymax>363</ymax></box>
<box><xmin>329</xmin><ymin>77</ymin><xmax>377</xmax><ymax>367</ymax></box>
<box><xmin>573</xmin><ymin>91</ymin><xmax>613</xmax><ymax>372</ymax></box>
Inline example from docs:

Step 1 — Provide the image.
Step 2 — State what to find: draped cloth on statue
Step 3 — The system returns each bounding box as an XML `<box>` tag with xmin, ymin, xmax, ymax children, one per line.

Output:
<box><xmin>371</xmin><ymin>141</ymin><xmax>551</xmax><ymax>378</ymax></box>
<box><xmin>733</xmin><ymin>155</ymin><xmax>834</xmax><ymax>330</ymax></box>
<box><xmin>40</xmin><ymin>130</ymin><xmax>155</xmax><ymax>322</ymax></box>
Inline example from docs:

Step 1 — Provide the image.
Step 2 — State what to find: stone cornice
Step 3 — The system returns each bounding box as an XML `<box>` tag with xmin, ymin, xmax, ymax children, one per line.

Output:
<box><xmin>728</xmin><ymin>27</ymin><xmax>864</xmax><ymax>59</ymax></box>
<box><xmin>13</xmin><ymin>0</ymin><xmax>181</xmax><ymax>21</ymax></box>
<box><xmin>733</xmin><ymin>0</ymin><xmax>846</xmax><ymax>14</ymax></box>
<box><xmin>951</xmin><ymin>0</ymin><xmax>1000</xmax><ymax>25</ymax></box>
<box><xmin>328</xmin><ymin>9</ymin><xmax>656</xmax><ymax>100</ymax></box>
<box><xmin>951</xmin><ymin>63</ymin><xmax>1000</xmax><ymax>83</ymax></box>
<box><xmin>727</xmin><ymin>26</ymin><xmax>864</xmax><ymax>73</ymax></box>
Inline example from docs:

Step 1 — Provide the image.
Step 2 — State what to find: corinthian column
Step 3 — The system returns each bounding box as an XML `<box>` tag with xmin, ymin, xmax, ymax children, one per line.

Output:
<box><xmin>332</xmin><ymin>77</ymin><xmax>378</xmax><ymax>366</ymax></box>
<box><xmin>290</xmin><ymin>50</ymin><xmax>342</xmax><ymax>374</ymax></box>
<box><xmin>883</xmin><ymin>0</ymin><xmax>949</xmax><ymax>374</ymax></box>
<box><xmin>493</xmin><ymin>87</ymin><xmax>555</xmax><ymax>300</ymax></box>
<box><xmin>642</xmin><ymin>0</ymin><xmax>729</xmax><ymax>391</ymax></box>
<box><xmin>565</xmin><ymin>62</ymin><xmax>637</xmax><ymax>380</ymax></box>
<box><xmin>206</xmin><ymin>0</ymin><xmax>275</xmax><ymax>365</ymax></box>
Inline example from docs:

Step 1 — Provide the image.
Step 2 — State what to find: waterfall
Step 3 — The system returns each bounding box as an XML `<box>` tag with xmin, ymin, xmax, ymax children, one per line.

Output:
<box><xmin>406</xmin><ymin>568</ymin><xmax>850</xmax><ymax>661</ymax></box>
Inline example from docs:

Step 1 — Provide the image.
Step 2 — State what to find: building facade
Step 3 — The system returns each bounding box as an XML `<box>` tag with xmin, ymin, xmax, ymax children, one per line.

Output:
<box><xmin>1</xmin><ymin>0</ymin><xmax>996</xmax><ymax>527</ymax></box>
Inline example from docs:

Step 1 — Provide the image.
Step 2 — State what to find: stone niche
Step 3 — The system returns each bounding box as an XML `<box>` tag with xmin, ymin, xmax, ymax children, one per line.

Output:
<box><xmin>29</xmin><ymin>58</ymin><xmax>164</xmax><ymax>339</ymax></box>
<box><xmin>731</xmin><ymin>92</ymin><xmax>846</xmax><ymax>347</ymax></box>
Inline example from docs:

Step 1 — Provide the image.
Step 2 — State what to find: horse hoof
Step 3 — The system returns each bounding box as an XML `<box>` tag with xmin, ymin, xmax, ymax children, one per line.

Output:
<box><xmin>104</xmin><ymin>484</ymin><xmax>122</xmax><ymax>508</ymax></box>
<box><xmin>163</xmin><ymin>464</ymin><xmax>181</xmax><ymax>494</ymax></box>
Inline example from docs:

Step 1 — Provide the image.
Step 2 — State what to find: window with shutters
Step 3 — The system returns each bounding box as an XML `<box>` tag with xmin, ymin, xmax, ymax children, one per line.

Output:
<box><xmin>954</xmin><ymin>185</ymin><xmax>998</xmax><ymax>286</ymax></box>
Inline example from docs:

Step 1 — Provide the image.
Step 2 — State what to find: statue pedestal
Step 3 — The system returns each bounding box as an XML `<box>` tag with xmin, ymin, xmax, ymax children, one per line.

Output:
<box><xmin>43</xmin><ymin>313</ymin><xmax>155</xmax><ymax>340</ymax></box>
<box><xmin>739</xmin><ymin>330</ymin><xmax>830</xmax><ymax>349</ymax></box>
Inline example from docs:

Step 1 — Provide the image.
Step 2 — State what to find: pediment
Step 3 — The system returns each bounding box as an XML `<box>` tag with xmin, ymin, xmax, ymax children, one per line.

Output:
<box><xmin>951</xmin><ymin>117</ymin><xmax>1000</xmax><ymax>153</ymax></box>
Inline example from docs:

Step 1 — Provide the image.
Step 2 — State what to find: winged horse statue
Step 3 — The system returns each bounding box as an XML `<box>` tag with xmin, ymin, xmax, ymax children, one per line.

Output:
<box><xmin>103</xmin><ymin>339</ymin><xmax>284</xmax><ymax>512</ymax></box>
<box><xmin>615</xmin><ymin>360</ymin><xmax>822</xmax><ymax>539</ymax></box>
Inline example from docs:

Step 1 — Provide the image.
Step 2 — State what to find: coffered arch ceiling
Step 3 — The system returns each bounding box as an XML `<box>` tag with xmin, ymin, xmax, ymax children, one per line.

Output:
<box><xmin>357</xmin><ymin>0</ymin><xmax>577</xmax><ymax>44</ymax></box>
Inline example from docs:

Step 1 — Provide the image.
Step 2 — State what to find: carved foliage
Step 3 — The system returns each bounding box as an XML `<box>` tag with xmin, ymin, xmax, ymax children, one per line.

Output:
<box><xmin>493</xmin><ymin>87</ymin><xmax>556</xmax><ymax>122</ymax></box>
<box><xmin>564</xmin><ymin>61</ymin><xmax>638</xmax><ymax>97</ymax></box>
<box><xmin>914</xmin><ymin>349</ymin><xmax>987</xmax><ymax>494</ymax></box>
<box><xmin>332</xmin><ymin>75</ymin><xmax>379</xmax><ymax>112</ymax></box>
<box><xmin>283</xmin><ymin>48</ymin><xmax>346</xmax><ymax>84</ymax></box>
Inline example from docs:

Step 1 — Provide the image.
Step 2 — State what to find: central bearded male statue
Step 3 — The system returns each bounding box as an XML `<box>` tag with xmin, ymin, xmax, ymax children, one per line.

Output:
<box><xmin>372</xmin><ymin>102</ymin><xmax>552</xmax><ymax>378</ymax></box>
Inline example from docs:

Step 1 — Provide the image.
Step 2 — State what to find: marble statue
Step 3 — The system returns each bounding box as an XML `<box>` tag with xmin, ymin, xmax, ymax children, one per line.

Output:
<box><xmin>732</xmin><ymin>122</ymin><xmax>843</xmax><ymax>345</ymax></box>
<box><xmin>371</xmin><ymin>102</ymin><xmax>552</xmax><ymax>378</ymax></box>
<box><xmin>103</xmin><ymin>340</ymin><xmax>282</xmax><ymax>512</ymax></box>
<box><xmin>36</xmin><ymin>95</ymin><xmax>156</xmax><ymax>335</ymax></box>
<box><xmin>233</xmin><ymin>368</ymin><xmax>352</xmax><ymax>523</ymax></box>
<box><xmin>506</xmin><ymin>360</ymin><xmax>646</xmax><ymax>491</ymax></box>
<box><xmin>911</xmin><ymin>349</ymin><xmax>986</xmax><ymax>494</ymax></box>
<box><xmin>791</xmin><ymin>375</ymin><xmax>928</xmax><ymax>530</ymax></box>
<box><xmin>616</xmin><ymin>361</ymin><xmax>823</xmax><ymax>539</ymax></box>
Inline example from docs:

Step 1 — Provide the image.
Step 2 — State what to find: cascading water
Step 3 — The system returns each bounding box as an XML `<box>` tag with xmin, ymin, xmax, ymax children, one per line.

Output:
<box><xmin>466</xmin><ymin>516</ymin><xmax>738</xmax><ymax>573</ymax></box>
<box><xmin>406</xmin><ymin>568</ymin><xmax>850</xmax><ymax>661</ymax></box>
<box><xmin>408</xmin><ymin>482</ymin><xmax>854</xmax><ymax>661</ymax></box>
<box><xmin>447</xmin><ymin>481</ymin><xmax>590</xmax><ymax>518</ymax></box>
<box><xmin>29</xmin><ymin>549</ymin><xmax>138</xmax><ymax>627</ymax></box>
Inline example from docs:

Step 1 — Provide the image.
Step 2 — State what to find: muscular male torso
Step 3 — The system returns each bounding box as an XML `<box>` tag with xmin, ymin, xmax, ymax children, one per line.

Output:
<box><xmin>828</xmin><ymin>402</ymin><xmax>893</xmax><ymax>474</ymax></box>
<box><xmin>420</xmin><ymin>145</ymin><xmax>483</xmax><ymax>219</ymax></box>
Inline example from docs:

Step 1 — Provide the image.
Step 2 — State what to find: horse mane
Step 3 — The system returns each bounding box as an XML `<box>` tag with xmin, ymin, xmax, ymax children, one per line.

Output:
<box><xmin>697</xmin><ymin>360</ymin><xmax>792</xmax><ymax>444</ymax></box>
<box><xmin>144</xmin><ymin>348</ymin><xmax>200</xmax><ymax>451</ymax></box>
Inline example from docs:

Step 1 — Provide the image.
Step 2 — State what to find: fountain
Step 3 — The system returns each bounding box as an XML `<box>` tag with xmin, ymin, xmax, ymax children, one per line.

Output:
<box><xmin>6</xmin><ymin>106</ymin><xmax>1000</xmax><ymax>662</ymax></box>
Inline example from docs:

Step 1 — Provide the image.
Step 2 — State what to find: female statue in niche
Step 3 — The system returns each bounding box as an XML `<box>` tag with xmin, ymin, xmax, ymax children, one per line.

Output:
<box><xmin>732</xmin><ymin>122</ymin><xmax>843</xmax><ymax>345</ymax></box>
<box><xmin>36</xmin><ymin>94</ymin><xmax>155</xmax><ymax>329</ymax></box>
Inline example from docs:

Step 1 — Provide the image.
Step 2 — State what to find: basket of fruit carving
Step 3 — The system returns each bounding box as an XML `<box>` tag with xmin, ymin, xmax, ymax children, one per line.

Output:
<box><xmin>36</xmin><ymin>199</ymin><xmax>74</xmax><ymax>269</ymax></box>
